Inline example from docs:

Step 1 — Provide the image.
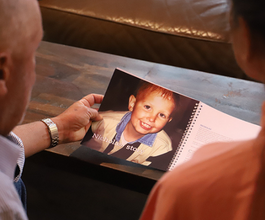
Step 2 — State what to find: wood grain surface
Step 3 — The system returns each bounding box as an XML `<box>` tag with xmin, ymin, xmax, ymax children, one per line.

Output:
<box><xmin>23</xmin><ymin>41</ymin><xmax>265</xmax><ymax>180</ymax></box>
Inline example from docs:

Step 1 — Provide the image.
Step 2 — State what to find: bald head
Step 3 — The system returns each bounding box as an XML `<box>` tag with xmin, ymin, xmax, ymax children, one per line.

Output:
<box><xmin>0</xmin><ymin>0</ymin><xmax>42</xmax><ymax>53</ymax></box>
<box><xmin>0</xmin><ymin>0</ymin><xmax>42</xmax><ymax>136</ymax></box>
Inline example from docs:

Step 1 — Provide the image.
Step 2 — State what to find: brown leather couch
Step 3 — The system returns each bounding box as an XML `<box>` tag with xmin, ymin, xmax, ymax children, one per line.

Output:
<box><xmin>38</xmin><ymin>0</ymin><xmax>250</xmax><ymax>80</ymax></box>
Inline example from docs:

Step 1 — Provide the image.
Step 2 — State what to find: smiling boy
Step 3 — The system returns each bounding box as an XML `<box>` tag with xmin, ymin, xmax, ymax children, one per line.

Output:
<box><xmin>84</xmin><ymin>81</ymin><xmax>179</xmax><ymax>166</ymax></box>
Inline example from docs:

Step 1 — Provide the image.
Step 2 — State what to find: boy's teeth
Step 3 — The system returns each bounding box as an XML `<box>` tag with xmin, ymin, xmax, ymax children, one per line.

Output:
<box><xmin>142</xmin><ymin>122</ymin><xmax>151</xmax><ymax>128</ymax></box>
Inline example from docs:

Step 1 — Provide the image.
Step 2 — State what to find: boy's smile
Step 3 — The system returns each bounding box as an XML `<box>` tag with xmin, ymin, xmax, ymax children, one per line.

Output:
<box><xmin>140</xmin><ymin>121</ymin><xmax>153</xmax><ymax>130</ymax></box>
<box><xmin>124</xmin><ymin>91</ymin><xmax>175</xmax><ymax>142</ymax></box>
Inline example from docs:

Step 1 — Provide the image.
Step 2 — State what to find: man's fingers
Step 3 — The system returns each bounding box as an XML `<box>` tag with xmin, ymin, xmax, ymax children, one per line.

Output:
<box><xmin>87</xmin><ymin>108</ymin><xmax>103</xmax><ymax>121</ymax></box>
<box><xmin>80</xmin><ymin>94</ymin><xmax>104</xmax><ymax>107</ymax></box>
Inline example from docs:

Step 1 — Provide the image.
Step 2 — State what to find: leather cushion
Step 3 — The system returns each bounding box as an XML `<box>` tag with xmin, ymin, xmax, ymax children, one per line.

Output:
<box><xmin>39</xmin><ymin>0</ymin><xmax>248</xmax><ymax>79</ymax></box>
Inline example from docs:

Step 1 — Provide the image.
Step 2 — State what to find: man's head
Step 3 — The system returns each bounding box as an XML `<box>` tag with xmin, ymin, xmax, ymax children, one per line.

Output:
<box><xmin>230</xmin><ymin>0</ymin><xmax>265</xmax><ymax>82</ymax></box>
<box><xmin>0</xmin><ymin>0</ymin><xmax>43</xmax><ymax>136</ymax></box>
<box><xmin>127</xmin><ymin>82</ymin><xmax>178</xmax><ymax>138</ymax></box>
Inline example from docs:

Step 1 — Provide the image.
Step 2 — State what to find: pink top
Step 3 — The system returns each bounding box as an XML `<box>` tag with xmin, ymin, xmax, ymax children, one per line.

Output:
<box><xmin>140</xmin><ymin>103</ymin><xmax>265</xmax><ymax>220</ymax></box>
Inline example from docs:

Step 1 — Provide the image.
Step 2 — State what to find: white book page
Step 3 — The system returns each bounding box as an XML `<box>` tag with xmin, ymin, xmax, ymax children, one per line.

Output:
<box><xmin>170</xmin><ymin>102</ymin><xmax>261</xmax><ymax>169</ymax></box>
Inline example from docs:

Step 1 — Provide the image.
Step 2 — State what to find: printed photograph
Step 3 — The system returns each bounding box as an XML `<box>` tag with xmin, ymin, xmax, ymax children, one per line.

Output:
<box><xmin>80</xmin><ymin>69</ymin><xmax>199</xmax><ymax>171</ymax></box>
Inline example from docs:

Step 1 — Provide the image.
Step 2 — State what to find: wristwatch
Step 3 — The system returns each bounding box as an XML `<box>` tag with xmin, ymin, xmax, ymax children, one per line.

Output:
<box><xmin>41</xmin><ymin>118</ymin><xmax>59</xmax><ymax>148</ymax></box>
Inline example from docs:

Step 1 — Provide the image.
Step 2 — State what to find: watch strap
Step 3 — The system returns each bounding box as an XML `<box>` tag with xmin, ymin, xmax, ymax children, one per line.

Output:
<box><xmin>41</xmin><ymin>118</ymin><xmax>59</xmax><ymax>148</ymax></box>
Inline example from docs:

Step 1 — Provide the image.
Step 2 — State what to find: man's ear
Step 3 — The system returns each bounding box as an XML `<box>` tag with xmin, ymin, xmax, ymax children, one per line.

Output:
<box><xmin>0</xmin><ymin>55</ymin><xmax>9</xmax><ymax>96</ymax></box>
<box><xmin>168</xmin><ymin>117</ymin><xmax>172</xmax><ymax>123</ymax></box>
<box><xmin>128</xmin><ymin>95</ymin><xmax>136</xmax><ymax>111</ymax></box>
<box><xmin>0</xmin><ymin>69</ymin><xmax>3</xmax><ymax>79</ymax></box>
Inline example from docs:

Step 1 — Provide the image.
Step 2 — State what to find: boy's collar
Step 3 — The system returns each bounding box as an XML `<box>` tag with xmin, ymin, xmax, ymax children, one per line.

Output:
<box><xmin>115</xmin><ymin>112</ymin><xmax>157</xmax><ymax>147</ymax></box>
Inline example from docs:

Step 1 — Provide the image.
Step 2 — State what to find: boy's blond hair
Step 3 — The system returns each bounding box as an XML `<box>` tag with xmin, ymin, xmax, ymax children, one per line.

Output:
<box><xmin>136</xmin><ymin>81</ymin><xmax>179</xmax><ymax>115</ymax></box>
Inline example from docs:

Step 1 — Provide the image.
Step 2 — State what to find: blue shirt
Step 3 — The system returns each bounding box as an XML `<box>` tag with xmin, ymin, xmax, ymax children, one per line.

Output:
<box><xmin>0</xmin><ymin>134</ymin><xmax>28</xmax><ymax>219</ymax></box>
<box><xmin>115</xmin><ymin>112</ymin><xmax>157</xmax><ymax>147</ymax></box>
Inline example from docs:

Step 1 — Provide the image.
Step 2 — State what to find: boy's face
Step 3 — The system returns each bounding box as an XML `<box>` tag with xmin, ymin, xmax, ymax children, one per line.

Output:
<box><xmin>127</xmin><ymin>91</ymin><xmax>175</xmax><ymax>137</ymax></box>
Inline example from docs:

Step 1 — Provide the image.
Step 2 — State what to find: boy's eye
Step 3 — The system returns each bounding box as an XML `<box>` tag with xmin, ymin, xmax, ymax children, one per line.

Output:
<box><xmin>144</xmin><ymin>105</ymin><xmax>151</xmax><ymax>110</ymax></box>
<box><xmin>159</xmin><ymin>113</ymin><xmax>166</xmax><ymax>119</ymax></box>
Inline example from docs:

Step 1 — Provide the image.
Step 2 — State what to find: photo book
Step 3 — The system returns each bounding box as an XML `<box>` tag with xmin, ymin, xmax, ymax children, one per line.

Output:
<box><xmin>70</xmin><ymin>68</ymin><xmax>261</xmax><ymax>172</ymax></box>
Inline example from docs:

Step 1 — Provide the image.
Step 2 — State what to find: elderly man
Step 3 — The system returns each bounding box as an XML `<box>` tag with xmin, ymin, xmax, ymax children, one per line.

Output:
<box><xmin>0</xmin><ymin>0</ymin><xmax>103</xmax><ymax>218</ymax></box>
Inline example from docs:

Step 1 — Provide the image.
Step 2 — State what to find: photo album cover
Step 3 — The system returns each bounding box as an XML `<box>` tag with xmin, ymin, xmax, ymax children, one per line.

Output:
<box><xmin>70</xmin><ymin>68</ymin><xmax>261</xmax><ymax>172</ymax></box>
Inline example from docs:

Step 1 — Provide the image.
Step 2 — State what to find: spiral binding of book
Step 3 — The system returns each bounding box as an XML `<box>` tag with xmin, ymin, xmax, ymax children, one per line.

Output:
<box><xmin>168</xmin><ymin>102</ymin><xmax>202</xmax><ymax>171</ymax></box>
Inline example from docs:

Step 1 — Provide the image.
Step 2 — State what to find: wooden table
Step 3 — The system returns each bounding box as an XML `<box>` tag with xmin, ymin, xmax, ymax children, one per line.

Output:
<box><xmin>23</xmin><ymin>41</ymin><xmax>265</xmax><ymax>219</ymax></box>
<box><xmin>24</xmin><ymin>41</ymin><xmax>265</xmax><ymax>181</ymax></box>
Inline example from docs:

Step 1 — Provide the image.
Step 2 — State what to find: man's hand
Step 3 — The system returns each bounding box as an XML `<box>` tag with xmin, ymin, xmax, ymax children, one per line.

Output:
<box><xmin>13</xmin><ymin>94</ymin><xmax>104</xmax><ymax>157</ymax></box>
<box><xmin>52</xmin><ymin>94</ymin><xmax>104</xmax><ymax>144</ymax></box>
